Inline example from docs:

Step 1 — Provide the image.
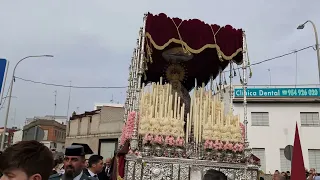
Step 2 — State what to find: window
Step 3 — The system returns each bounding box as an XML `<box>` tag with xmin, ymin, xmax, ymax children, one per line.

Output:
<box><xmin>309</xmin><ymin>149</ymin><xmax>320</xmax><ymax>171</ymax></box>
<box><xmin>252</xmin><ymin>148</ymin><xmax>266</xmax><ymax>172</ymax></box>
<box><xmin>300</xmin><ymin>112</ymin><xmax>320</xmax><ymax>127</ymax></box>
<box><xmin>43</xmin><ymin>130</ymin><xmax>48</xmax><ymax>140</ymax></box>
<box><xmin>251</xmin><ymin>112</ymin><xmax>269</xmax><ymax>126</ymax></box>
<box><xmin>280</xmin><ymin>149</ymin><xmax>291</xmax><ymax>172</ymax></box>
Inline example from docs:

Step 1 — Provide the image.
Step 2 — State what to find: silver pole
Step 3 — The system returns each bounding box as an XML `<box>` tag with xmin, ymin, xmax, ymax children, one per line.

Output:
<box><xmin>0</xmin><ymin>55</ymin><xmax>53</xmax><ymax>150</ymax></box>
<box><xmin>242</xmin><ymin>32</ymin><xmax>249</xmax><ymax>180</ymax></box>
<box><xmin>130</xmin><ymin>14</ymin><xmax>147</xmax><ymax>152</ymax></box>
<box><xmin>229</xmin><ymin>63</ymin><xmax>233</xmax><ymax>112</ymax></box>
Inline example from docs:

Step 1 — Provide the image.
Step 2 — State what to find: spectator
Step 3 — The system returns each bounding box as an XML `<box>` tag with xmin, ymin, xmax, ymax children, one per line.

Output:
<box><xmin>84</xmin><ymin>155</ymin><xmax>104</xmax><ymax>179</ymax></box>
<box><xmin>0</xmin><ymin>140</ymin><xmax>54</xmax><ymax>180</ymax></box>
<box><xmin>203</xmin><ymin>169</ymin><xmax>227</xmax><ymax>180</ymax></box>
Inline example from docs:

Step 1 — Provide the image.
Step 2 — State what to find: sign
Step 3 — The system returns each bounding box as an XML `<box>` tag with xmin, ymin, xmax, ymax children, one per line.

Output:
<box><xmin>0</xmin><ymin>59</ymin><xmax>8</xmax><ymax>95</ymax></box>
<box><xmin>234</xmin><ymin>87</ymin><xmax>320</xmax><ymax>98</ymax></box>
<box><xmin>284</xmin><ymin>145</ymin><xmax>293</xmax><ymax>161</ymax></box>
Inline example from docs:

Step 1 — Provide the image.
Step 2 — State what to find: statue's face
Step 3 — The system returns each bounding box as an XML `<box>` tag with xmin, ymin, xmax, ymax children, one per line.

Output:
<box><xmin>171</xmin><ymin>80</ymin><xmax>181</xmax><ymax>90</ymax></box>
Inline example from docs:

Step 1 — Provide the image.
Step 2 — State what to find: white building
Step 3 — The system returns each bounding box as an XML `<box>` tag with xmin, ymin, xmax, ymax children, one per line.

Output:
<box><xmin>230</xmin><ymin>85</ymin><xmax>320</xmax><ymax>173</ymax></box>
<box><xmin>66</xmin><ymin>104</ymin><xmax>124</xmax><ymax>159</ymax></box>
<box><xmin>12</xmin><ymin>130</ymin><xmax>23</xmax><ymax>144</ymax></box>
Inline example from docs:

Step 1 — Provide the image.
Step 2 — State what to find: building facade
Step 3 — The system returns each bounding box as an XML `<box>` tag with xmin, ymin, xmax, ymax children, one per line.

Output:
<box><xmin>0</xmin><ymin>127</ymin><xmax>19</xmax><ymax>148</ymax></box>
<box><xmin>23</xmin><ymin>119</ymin><xmax>66</xmax><ymax>152</ymax></box>
<box><xmin>231</xmin><ymin>85</ymin><xmax>320</xmax><ymax>173</ymax></box>
<box><xmin>66</xmin><ymin>104</ymin><xmax>124</xmax><ymax>159</ymax></box>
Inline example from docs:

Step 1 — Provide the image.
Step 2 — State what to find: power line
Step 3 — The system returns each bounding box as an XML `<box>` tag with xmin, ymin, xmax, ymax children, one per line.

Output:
<box><xmin>13</xmin><ymin>44</ymin><xmax>315</xmax><ymax>89</ymax></box>
<box><xmin>14</xmin><ymin>77</ymin><xmax>127</xmax><ymax>89</ymax></box>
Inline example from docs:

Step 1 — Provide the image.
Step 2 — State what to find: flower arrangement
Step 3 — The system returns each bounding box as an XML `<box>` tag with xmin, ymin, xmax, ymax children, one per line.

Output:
<box><xmin>153</xmin><ymin>135</ymin><xmax>164</xmax><ymax>146</ymax></box>
<box><xmin>204</xmin><ymin>140</ymin><xmax>214</xmax><ymax>151</ymax></box>
<box><xmin>175</xmin><ymin>137</ymin><xmax>184</xmax><ymax>147</ymax></box>
<box><xmin>212</xmin><ymin>140</ymin><xmax>224</xmax><ymax>151</ymax></box>
<box><xmin>119</xmin><ymin>111</ymin><xmax>137</xmax><ymax>146</ymax></box>
<box><xmin>233</xmin><ymin>143</ymin><xmax>245</xmax><ymax>153</ymax></box>
<box><xmin>165</xmin><ymin>135</ymin><xmax>175</xmax><ymax>147</ymax></box>
<box><xmin>143</xmin><ymin>133</ymin><xmax>153</xmax><ymax>145</ymax></box>
<box><xmin>223</xmin><ymin>141</ymin><xmax>234</xmax><ymax>153</ymax></box>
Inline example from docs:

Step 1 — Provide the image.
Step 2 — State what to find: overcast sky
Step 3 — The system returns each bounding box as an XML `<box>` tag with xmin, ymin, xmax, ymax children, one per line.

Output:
<box><xmin>0</xmin><ymin>0</ymin><xmax>319</xmax><ymax>128</ymax></box>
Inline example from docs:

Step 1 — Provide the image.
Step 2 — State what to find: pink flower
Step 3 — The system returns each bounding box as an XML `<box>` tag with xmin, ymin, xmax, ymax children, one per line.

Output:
<box><xmin>176</xmin><ymin>137</ymin><xmax>184</xmax><ymax>147</ymax></box>
<box><xmin>153</xmin><ymin>135</ymin><xmax>164</xmax><ymax>145</ymax></box>
<box><xmin>232</xmin><ymin>143</ymin><xmax>245</xmax><ymax>152</ymax></box>
<box><xmin>121</xmin><ymin>111</ymin><xmax>139</xmax><ymax>142</ymax></box>
<box><xmin>165</xmin><ymin>135</ymin><xmax>175</xmax><ymax>146</ymax></box>
<box><xmin>213</xmin><ymin>140</ymin><xmax>223</xmax><ymax>150</ymax></box>
<box><xmin>143</xmin><ymin>133</ymin><xmax>153</xmax><ymax>144</ymax></box>
<box><xmin>204</xmin><ymin>140</ymin><xmax>213</xmax><ymax>150</ymax></box>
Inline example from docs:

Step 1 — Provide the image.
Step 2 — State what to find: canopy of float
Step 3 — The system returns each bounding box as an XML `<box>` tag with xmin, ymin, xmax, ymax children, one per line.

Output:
<box><xmin>142</xmin><ymin>13</ymin><xmax>244</xmax><ymax>91</ymax></box>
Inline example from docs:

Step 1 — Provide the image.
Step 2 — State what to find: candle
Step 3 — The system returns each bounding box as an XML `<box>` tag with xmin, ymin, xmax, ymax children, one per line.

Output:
<box><xmin>178</xmin><ymin>97</ymin><xmax>181</xmax><ymax>120</ymax></box>
<box><xmin>186</xmin><ymin>114</ymin><xmax>189</xmax><ymax>143</ymax></box>
<box><xmin>181</xmin><ymin>103</ymin><xmax>185</xmax><ymax>122</ymax></box>
<box><xmin>168</xmin><ymin>95</ymin><xmax>172</xmax><ymax>117</ymax></box>
<box><xmin>174</xmin><ymin>92</ymin><xmax>178</xmax><ymax>119</ymax></box>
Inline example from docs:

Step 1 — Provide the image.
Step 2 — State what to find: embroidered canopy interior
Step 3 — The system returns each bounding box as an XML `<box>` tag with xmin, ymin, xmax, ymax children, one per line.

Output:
<box><xmin>143</xmin><ymin>13</ymin><xmax>244</xmax><ymax>91</ymax></box>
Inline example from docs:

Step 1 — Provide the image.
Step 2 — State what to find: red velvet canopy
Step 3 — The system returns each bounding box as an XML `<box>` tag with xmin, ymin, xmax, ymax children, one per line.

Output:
<box><xmin>143</xmin><ymin>13</ymin><xmax>244</xmax><ymax>91</ymax></box>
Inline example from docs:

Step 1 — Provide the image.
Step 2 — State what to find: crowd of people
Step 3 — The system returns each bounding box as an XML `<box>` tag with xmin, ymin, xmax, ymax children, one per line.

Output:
<box><xmin>0</xmin><ymin>141</ymin><xmax>114</xmax><ymax>180</ymax></box>
<box><xmin>1</xmin><ymin>140</ymin><xmax>320</xmax><ymax>180</ymax></box>
<box><xmin>268</xmin><ymin>169</ymin><xmax>320</xmax><ymax>180</ymax></box>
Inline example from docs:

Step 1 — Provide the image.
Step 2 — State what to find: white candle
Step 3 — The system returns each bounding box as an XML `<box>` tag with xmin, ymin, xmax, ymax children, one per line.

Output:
<box><xmin>177</xmin><ymin>97</ymin><xmax>181</xmax><ymax>120</ymax></box>
<box><xmin>186</xmin><ymin>113</ymin><xmax>189</xmax><ymax>143</ymax></box>
<box><xmin>174</xmin><ymin>92</ymin><xmax>178</xmax><ymax>119</ymax></box>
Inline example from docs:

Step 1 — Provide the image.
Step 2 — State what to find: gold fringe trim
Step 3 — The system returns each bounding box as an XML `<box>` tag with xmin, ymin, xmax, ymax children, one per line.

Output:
<box><xmin>145</xmin><ymin>32</ymin><xmax>243</xmax><ymax>61</ymax></box>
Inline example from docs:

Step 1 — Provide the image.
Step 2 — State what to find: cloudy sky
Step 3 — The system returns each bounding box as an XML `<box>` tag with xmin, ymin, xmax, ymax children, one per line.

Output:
<box><xmin>0</xmin><ymin>0</ymin><xmax>319</xmax><ymax>127</ymax></box>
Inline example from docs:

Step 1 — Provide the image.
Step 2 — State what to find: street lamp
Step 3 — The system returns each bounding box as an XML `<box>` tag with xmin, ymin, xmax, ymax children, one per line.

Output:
<box><xmin>297</xmin><ymin>20</ymin><xmax>320</xmax><ymax>83</ymax></box>
<box><xmin>0</xmin><ymin>55</ymin><xmax>53</xmax><ymax>150</ymax></box>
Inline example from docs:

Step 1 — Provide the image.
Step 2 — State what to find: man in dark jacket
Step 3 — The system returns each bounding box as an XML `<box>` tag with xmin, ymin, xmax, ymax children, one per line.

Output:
<box><xmin>83</xmin><ymin>155</ymin><xmax>104</xmax><ymax>179</ymax></box>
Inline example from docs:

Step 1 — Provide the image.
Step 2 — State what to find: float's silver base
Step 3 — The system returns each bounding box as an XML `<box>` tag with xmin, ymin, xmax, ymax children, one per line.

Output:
<box><xmin>124</xmin><ymin>154</ymin><xmax>259</xmax><ymax>180</ymax></box>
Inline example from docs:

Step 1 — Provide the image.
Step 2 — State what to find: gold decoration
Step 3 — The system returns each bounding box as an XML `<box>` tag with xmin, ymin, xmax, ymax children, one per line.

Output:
<box><xmin>145</xmin><ymin>32</ymin><xmax>243</xmax><ymax>63</ymax></box>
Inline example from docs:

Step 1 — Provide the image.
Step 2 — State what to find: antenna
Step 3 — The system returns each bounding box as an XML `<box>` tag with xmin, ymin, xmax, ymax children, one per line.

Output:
<box><xmin>66</xmin><ymin>81</ymin><xmax>72</xmax><ymax>119</ymax></box>
<box><xmin>110</xmin><ymin>94</ymin><xmax>114</xmax><ymax>103</ymax></box>
<box><xmin>54</xmin><ymin>90</ymin><xmax>57</xmax><ymax>120</ymax></box>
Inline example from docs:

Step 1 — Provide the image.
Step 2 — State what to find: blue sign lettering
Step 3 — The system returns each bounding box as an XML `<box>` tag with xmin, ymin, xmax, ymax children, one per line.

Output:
<box><xmin>234</xmin><ymin>88</ymin><xmax>320</xmax><ymax>98</ymax></box>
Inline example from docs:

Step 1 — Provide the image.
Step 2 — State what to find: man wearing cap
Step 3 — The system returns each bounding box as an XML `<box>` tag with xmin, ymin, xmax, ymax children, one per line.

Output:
<box><xmin>49</xmin><ymin>144</ymin><xmax>95</xmax><ymax>180</ymax></box>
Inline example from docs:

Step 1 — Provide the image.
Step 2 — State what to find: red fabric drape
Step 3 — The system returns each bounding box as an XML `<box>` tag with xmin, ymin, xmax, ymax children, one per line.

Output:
<box><xmin>290</xmin><ymin>122</ymin><xmax>305</xmax><ymax>180</ymax></box>
<box><xmin>145</xmin><ymin>13</ymin><xmax>243</xmax><ymax>57</ymax></box>
<box><xmin>142</xmin><ymin>13</ymin><xmax>244</xmax><ymax>91</ymax></box>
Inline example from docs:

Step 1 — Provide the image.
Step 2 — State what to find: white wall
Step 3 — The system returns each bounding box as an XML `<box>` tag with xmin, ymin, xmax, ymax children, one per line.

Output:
<box><xmin>12</xmin><ymin>130</ymin><xmax>23</xmax><ymax>144</ymax></box>
<box><xmin>233</xmin><ymin>102</ymin><xmax>320</xmax><ymax>173</ymax></box>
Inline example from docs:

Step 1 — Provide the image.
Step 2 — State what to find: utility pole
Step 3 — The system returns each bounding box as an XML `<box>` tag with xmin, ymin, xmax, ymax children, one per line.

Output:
<box><xmin>54</xmin><ymin>90</ymin><xmax>57</xmax><ymax>120</ymax></box>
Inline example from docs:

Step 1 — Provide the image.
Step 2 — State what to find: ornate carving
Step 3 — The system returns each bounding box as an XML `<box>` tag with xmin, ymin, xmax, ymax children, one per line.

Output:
<box><xmin>125</xmin><ymin>155</ymin><xmax>259</xmax><ymax>180</ymax></box>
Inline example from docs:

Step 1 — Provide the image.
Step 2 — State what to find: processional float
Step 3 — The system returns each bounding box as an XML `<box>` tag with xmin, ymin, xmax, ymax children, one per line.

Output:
<box><xmin>116</xmin><ymin>13</ymin><xmax>260</xmax><ymax>180</ymax></box>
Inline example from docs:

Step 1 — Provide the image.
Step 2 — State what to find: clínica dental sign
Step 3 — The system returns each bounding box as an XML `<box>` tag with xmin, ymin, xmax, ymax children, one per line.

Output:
<box><xmin>233</xmin><ymin>88</ymin><xmax>320</xmax><ymax>98</ymax></box>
